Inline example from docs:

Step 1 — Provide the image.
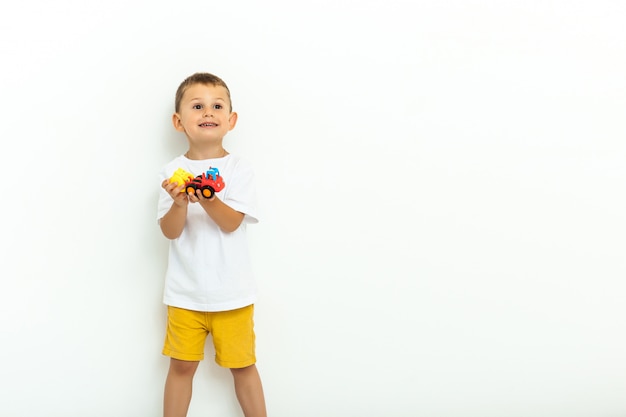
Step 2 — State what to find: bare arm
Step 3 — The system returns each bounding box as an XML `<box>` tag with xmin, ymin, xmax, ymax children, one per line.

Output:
<box><xmin>159</xmin><ymin>179</ymin><xmax>189</xmax><ymax>239</ymax></box>
<box><xmin>191</xmin><ymin>191</ymin><xmax>245</xmax><ymax>233</ymax></box>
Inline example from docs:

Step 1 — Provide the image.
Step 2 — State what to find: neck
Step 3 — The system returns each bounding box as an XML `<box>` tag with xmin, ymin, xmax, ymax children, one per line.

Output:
<box><xmin>185</xmin><ymin>147</ymin><xmax>228</xmax><ymax>160</ymax></box>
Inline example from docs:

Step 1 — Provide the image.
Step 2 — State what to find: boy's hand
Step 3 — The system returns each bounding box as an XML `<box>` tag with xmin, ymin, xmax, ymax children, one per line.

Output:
<box><xmin>189</xmin><ymin>189</ymin><xmax>216</xmax><ymax>205</ymax></box>
<box><xmin>161</xmin><ymin>179</ymin><xmax>189</xmax><ymax>207</ymax></box>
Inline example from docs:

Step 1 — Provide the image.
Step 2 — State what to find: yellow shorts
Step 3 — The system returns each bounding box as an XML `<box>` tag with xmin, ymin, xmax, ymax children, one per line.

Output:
<box><xmin>163</xmin><ymin>304</ymin><xmax>256</xmax><ymax>368</ymax></box>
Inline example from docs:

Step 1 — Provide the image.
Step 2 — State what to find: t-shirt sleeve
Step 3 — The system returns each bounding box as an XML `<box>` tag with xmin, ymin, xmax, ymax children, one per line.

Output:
<box><xmin>223</xmin><ymin>158</ymin><xmax>259</xmax><ymax>224</ymax></box>
<box><xmin>156</xmin><ymin>167</ymin><xmax>174</xmax><ymax>223</ymax></box>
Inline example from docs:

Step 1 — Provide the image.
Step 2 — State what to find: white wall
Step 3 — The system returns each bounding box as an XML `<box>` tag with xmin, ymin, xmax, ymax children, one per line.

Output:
<box><xmin>1</xmin><ymin>1</ymin><xmax>625</xmax><ymax>416</ymax></box>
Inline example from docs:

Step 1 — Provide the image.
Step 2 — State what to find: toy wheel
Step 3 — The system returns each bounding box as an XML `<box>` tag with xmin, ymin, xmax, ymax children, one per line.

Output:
<box><xmin>186</xmin><ymin>185</ymin><xmax>197</xmax><ymax>196</ymax></box>
<box><xmin>202</xmin><ymin>187</ymin><xmax>215</xmax><ymax>199</ymax></box>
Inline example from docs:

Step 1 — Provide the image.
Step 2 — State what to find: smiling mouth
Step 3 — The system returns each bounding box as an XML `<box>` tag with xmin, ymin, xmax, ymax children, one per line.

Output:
<box><xmin>199</xmin><ymin>122</ymin><xmax>218</xmax><ymax>127</ymax></box>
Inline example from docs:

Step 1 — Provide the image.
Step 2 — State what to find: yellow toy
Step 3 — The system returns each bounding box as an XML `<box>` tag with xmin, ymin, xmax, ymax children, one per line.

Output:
<box><xmin>168</xmin><ymin>168</ymin><xmax>195</xmax><ymax>192</ymax></box>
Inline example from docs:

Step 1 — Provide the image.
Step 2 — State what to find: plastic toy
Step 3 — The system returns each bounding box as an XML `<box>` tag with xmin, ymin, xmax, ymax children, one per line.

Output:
<box><xmin>169</xmin><ymin>168</ymin><xmax>195</xmax><ymax>188</ymax></box>
<box><xmin>168</xmin><ymin>167</ymin><xmax>226</xmax><ymax>199</ymax></box>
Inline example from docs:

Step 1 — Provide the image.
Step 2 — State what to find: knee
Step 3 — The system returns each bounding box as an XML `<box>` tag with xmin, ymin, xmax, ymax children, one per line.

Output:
<box><xmin>230</xmin><ymin>364</ymin><xmax>258</xmax><ymax>380</ymax></box>
<box><xmin>169</xmin><ymin>359</ymin><xmax>199</xmax><ymax>377</ymax></box>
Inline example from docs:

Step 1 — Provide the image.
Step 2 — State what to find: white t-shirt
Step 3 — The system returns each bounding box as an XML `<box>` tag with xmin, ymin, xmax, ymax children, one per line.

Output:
<box><xmin>157</xmin><ymin>154</ymin><xmax>259</xmax><ymax>312</ymax></box>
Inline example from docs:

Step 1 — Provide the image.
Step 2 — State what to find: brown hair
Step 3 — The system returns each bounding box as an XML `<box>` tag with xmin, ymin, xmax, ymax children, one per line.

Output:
<box><xmin>174</xmin><ymin>72</ymin><xmax>232</xmax><ymax>113</ymax></box>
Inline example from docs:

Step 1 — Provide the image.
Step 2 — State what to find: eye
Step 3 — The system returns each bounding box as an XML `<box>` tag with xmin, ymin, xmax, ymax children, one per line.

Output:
<box><xmin>193</xmin><ymin>104</ymin><xmax>203</xmax><ymax>110</ymax></box>
<box><xmin>213</xmin><ymin>104</ymin><xmax>223</xmax><ymax>110</ymax></box>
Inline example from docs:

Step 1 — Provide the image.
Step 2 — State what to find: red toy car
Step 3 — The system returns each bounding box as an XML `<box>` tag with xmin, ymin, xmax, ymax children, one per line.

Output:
<box><xmin>184</xmin><ymin>167</ymin><xmax>225</xmax><ymax>199</ymax></box>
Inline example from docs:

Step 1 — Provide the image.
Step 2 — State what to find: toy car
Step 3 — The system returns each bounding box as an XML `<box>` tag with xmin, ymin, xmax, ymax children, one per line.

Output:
<box><xmin>185</xmin><ymin>167</ymin><xmax>225</xmax><ymax>199</ymax></box>
<box><xmin>168</xmin><ymin>167</ymin><xmax>225</xmax><ymax>199</ymax></box>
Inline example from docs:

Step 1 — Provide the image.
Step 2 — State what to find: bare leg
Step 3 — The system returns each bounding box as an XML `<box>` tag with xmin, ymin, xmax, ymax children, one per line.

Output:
<box><xmin>231</xmin><ymin>365</ymin><xmax>267</xmax><ymax>417</ymax></box>
<box><xmin>164</xmin><ymin>359</ymin><xmax>199</xmax><ymax>417</ymax></box>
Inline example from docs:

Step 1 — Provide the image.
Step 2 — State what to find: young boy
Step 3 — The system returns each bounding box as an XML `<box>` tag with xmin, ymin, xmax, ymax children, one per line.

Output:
<box><xmin>157</xmin><ymin>73</ymin><xmax>267</xmax><ymax>417</ymax></box>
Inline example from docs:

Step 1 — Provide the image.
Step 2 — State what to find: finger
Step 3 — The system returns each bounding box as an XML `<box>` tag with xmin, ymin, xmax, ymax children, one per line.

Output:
<box><xmin>168</xmin><ymin>181</ymin><xmax>183</xmax><ymax>192</ymax></box>
<box><xmin>187</xmin><ymin>191</ymin><xmax>199</xmax><ymax>203</ymax></box>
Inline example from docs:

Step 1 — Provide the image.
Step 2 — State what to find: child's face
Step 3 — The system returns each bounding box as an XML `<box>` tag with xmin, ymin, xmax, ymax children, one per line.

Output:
<box><xmin>172</xmin><ymin>83</ymin><xmax>237</xmax><ymax>145</ymax></box>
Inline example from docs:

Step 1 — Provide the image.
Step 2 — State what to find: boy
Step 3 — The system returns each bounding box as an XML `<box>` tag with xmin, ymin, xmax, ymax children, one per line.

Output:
<box><xmin>157</xmin><ymin>73</ymin><xmax>267</xmax><ymax>417</ymax></box>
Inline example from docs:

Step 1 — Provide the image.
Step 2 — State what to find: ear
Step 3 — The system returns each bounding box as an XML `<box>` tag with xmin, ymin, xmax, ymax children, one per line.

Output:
<box><xmin>228</xmin><ymin>112</ymin><xmax>238</xmax><ymax>131</ymax></box>
<box><xmin>172</xmin><ymin>113</ymin><xmax>185</xmax><ymax>132</ymax></box>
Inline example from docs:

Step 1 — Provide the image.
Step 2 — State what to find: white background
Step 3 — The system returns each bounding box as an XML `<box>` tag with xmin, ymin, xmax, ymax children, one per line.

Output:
<box><xmin>1</xmin><ymin>1</ymin><xmax>625</xmax><ymax>416</ymax></box>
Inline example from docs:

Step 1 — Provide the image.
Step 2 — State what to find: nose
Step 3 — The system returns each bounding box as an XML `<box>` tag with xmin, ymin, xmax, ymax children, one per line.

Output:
<box><xmin>203</xmin><ymin>107</ymin><xmax>213</xmax><ymax>117</ymax></box>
